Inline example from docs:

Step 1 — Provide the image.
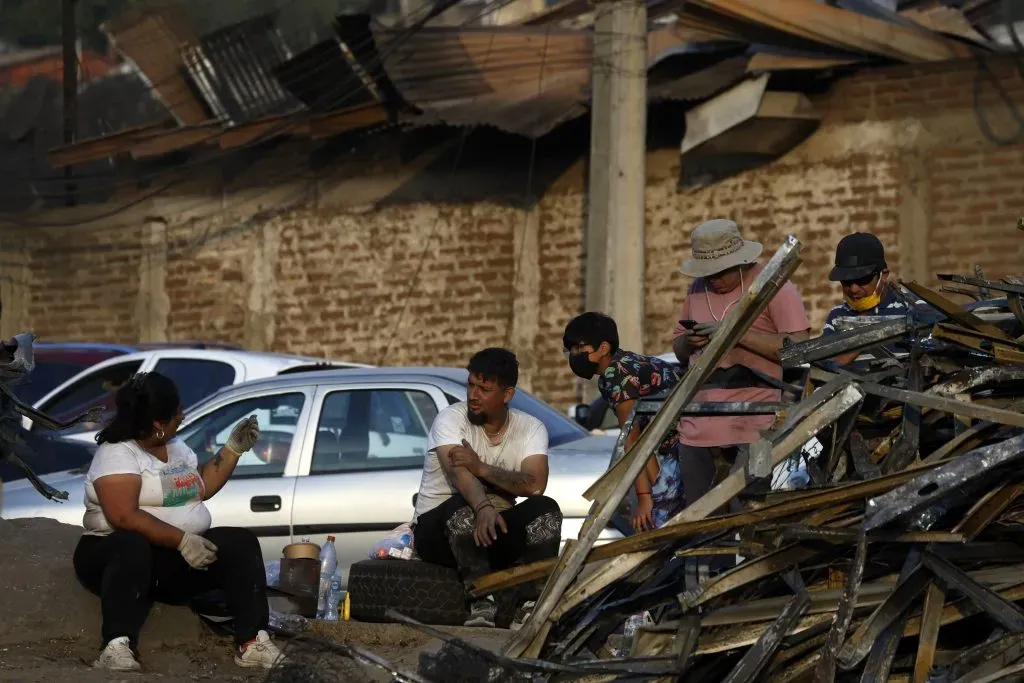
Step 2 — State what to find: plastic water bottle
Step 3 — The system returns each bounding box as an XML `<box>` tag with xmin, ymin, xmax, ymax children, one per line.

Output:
<box><xmin>324</xmin><ymin>568</ymin><xmax>343</xmax><ymax>621</ymax></box>
<box><xmin>316</xmin><ymin>536</ymin><xmax>338</xmax><ymax>619</ymax></box>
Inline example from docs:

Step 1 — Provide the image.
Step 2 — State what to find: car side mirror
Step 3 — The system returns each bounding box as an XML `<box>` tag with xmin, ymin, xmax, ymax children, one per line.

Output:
<box><xmin>570</xmin><ymin>403</ymin><xmax>590</xmax><ymax>427</ymax></box>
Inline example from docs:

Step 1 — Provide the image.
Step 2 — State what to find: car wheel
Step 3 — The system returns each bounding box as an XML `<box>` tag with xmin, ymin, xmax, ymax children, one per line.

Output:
<box><xmin>347</xmin><ymin>559</ymin><xmax>532</xmax><ymax>627</ymax></box>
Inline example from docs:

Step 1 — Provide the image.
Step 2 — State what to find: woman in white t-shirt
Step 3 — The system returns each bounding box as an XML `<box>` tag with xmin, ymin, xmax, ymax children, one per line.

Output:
<box><xmin>72</xmin><ymin>372</ymin><xmax>285</xmax><ymax>672</ymax></box>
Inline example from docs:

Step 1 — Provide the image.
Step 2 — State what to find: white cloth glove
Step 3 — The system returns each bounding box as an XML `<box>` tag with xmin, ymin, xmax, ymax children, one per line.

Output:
<box><xmin>692</xmin><ymin>321</ymin><xmax>722</xmax><ymax>339</ymax></box>
<box><xmin>226</xmin><ymin>415</ymin><xmax>260</xmax><ymax>455</ymax></box>
<box><xmin>178</xmin><ymin>532</ymin><xmax>218</xmax><ymax>570</ymax></box>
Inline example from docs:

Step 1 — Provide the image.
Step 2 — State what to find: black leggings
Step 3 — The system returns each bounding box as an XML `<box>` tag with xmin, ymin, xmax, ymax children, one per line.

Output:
<box><xmin>415</xmin><ymin>494</ymin><xmax>562</xmax><ymax>594</ymax></box>
<box><xmin>73</xmin><ymin>527</ymin><xmax>269</xmax><ymax>649</ymax></box>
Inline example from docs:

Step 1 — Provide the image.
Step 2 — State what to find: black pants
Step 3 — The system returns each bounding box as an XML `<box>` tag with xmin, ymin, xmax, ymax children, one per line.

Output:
<box><xmin>415</xmin><ymin>495</ymin><xmax>562</xmax><ymax>594</ymax></box>
<box><xmin>73</xmin><ymin>527</ymin><xmax>269</xmax><ymax>649</ymax></box>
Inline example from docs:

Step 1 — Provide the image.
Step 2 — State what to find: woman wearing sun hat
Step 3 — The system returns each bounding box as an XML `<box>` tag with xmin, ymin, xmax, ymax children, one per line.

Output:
<box><xmin>671</xmin><ymin>219</ymin><xmax>811</xmax><ymax>512</ymax></box>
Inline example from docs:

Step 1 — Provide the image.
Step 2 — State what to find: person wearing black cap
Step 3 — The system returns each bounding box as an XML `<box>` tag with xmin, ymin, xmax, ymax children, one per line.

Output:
<box><xmin>822</xmin><ymin>232</ymin><xmax>914</xmax><ymax>365</ymax></box>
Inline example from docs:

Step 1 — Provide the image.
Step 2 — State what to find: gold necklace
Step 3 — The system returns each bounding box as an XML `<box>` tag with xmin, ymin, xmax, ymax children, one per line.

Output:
<box><xmin>484</xmin><ymin>414</ymin><xmax>509</xmax><ymax>444</ymax></box>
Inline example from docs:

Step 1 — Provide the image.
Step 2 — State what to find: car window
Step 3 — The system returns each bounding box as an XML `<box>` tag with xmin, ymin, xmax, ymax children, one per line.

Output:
<box><xmin>508</xmin><ymin>390</ymin><xmax>588</xmax><ymax>448</ymax></box>
<box><xmin>14</xmin><ymin>360</ymin><xmax>96</xmax><ymax>404</ymax></box>
<box><xmin>311</xmin><ymin>389</ymin><xmax>438</xmax><ymax>475</ymax></box>
<box><xmin>33</xmin><ymin>360</ymin><xmax>144</xmax><ymax>434</ymax></box>
<box><xmin>177</xmin><ymin>393</ymin><xmax>306</xmax><ymax>478</ymax></box>
<box><xmin>152</xmin><ymin>359</ymin><xmax>237</xmax><ymax>410</ymax></box>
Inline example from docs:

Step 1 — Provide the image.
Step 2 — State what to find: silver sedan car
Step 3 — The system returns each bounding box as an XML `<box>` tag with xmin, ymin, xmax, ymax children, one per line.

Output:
<box><xmin>1</xmin><ymin>367</ymin><xmax>624</xmax><ymax>581</ymax></box>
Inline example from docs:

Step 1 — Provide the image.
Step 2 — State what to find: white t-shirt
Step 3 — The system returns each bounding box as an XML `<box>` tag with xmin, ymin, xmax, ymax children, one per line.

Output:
<box><xmin>413</xmin><ymin>403</ymin><xmax>548</xmax><ymax>522</ymax></box>
<box><xmin>83</xmin><ymin>438</ymin><xmax>212</xmax><ymax>537</ymax></box>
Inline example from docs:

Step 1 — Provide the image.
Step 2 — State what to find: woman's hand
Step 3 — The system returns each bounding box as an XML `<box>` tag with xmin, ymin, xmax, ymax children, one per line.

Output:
<box><xmin>178</xmin><ymin>532</ymin><xmax>218</xmax><ymax>569</ymax></box>
<box><xmin>632</xmin><ymin>494</ymin><xmax>655</xmax><ymax>533</ymax></box>
<box><xmin>226</xmin><ymin>415</ymin><xmax>260</xmax><ymax>455</ymax></box>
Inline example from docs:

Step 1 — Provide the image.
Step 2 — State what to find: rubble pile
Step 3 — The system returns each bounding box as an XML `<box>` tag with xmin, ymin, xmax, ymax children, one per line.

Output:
<box><xmin>391</xmin><ymin>234</ymin><xmax>1024</xmax><ymax>682</ymax></box>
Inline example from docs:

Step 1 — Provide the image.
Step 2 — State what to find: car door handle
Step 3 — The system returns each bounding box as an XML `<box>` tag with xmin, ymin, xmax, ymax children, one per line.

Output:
<box><xmin>251</xmin><ymin>495</ymin><xmax>281</xmax><ymax>513</ymax></box>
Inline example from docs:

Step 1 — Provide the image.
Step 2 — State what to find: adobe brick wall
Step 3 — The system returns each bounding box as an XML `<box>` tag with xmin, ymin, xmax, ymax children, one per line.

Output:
<box><xmin>6</xmin><ymin>56</ymin><xmax>1024</xmax><ymax>410</ymax></box>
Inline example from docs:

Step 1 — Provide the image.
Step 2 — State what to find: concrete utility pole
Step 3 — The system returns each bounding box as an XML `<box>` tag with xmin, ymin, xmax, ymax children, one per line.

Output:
<box><xmin>584</xmin><ymin>0</ymin><xmax>647</xmax><ymax>386</ymax></box>
<box><xmin>62</xmin><ymin>0</ymin><xmax>78</xmax><ymax>206</ymax></box>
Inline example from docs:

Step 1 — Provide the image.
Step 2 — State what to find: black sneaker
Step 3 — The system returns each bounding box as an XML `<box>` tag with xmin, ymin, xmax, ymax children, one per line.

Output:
<box><xmin>509</xmin><ymin>600</ymin><xmax>536</xmax><ymax>632</ymax></box>
<box><xmin>464</xmin><ymin>596</ymin><xmax>497</xmax><ymax>628</ymax></box>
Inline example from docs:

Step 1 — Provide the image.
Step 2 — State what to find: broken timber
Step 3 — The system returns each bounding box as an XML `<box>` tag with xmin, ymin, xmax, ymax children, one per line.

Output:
<box><xmin>502</xmin><ymin>236</ymin><xmax>805</xmax><ymax>658</ymax></box>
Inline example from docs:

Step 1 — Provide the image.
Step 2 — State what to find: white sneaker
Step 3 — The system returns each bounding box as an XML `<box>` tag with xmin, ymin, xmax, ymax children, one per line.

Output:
<box><xmin>93</xmin><ymin>636</ymin><xmax>141</xmax><ymax>672</ymax></box>
<box><xmin>235</xmin><ymin>630</ymin><xmax>285</xmax><ymax>669</ymax></box>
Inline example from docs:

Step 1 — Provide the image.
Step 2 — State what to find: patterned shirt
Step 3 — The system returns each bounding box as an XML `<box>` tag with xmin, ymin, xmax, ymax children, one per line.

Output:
<box><xmin>822</xmin><ymin>287</ymin><xmax>915</xmax><ymax>335</ymax></box>
<box><xmin>597</xmin><ymin>350</ymin><xmax>682</xmax><ymax>458</ymax></box>
<box><xmin>822</xmin><ymin>287</ymin><xmax>931</xmax><ymax>359</ymax></box>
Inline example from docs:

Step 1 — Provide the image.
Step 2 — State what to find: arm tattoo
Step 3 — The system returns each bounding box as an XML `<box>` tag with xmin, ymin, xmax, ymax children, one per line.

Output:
<box><xmin>211</xmin><ymin>453</ymin><xmax>224</xmax><ymax>469</ymax></box>
<box><xmin>482</xmin><ymin>465</ymin><xmax>537</xmax><ymax>495</ymax></box>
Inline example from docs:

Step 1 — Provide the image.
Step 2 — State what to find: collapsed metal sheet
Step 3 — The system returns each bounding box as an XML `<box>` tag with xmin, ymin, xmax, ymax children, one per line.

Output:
<box><xmin>372</xmin><ymin>25</ymin><xmax>591</xmax><ymax>138</ymax></box>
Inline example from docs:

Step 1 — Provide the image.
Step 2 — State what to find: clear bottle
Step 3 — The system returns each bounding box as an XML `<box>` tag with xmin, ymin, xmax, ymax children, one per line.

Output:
<box><xmin>324</xmin><ymin>568</ymin><xmax>343</xmax><ymax>621</ymax></box>
<box><xmin>316</xmin><ymin>536</ymin><xmax>338</xmax><ymax>619</ymax></box>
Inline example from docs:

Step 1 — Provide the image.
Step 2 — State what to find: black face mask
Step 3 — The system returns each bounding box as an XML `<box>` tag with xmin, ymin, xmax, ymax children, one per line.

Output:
<box><xmin>569</xmin><ymin>352</ymin><xmax>598</xmax><ymax>380</ymax></box>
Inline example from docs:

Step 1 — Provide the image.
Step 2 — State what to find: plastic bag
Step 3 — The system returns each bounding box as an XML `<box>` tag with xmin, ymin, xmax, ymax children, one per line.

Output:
<box><xmin>265</xmin><ymin>559</ymin><xmax>281</xmax><ymax>587</ymax></box>
<box><xmin>368</xmin><ymin>522</ymin><xmax>418</xmax><ymax>560</ymax></box>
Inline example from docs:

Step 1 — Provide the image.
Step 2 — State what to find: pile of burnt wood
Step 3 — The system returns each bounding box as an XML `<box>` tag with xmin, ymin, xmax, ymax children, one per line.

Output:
<box><xmin>300</xmin><ymin>234</ymin><xmax>1024</xmax><ymax>683</ymax></box>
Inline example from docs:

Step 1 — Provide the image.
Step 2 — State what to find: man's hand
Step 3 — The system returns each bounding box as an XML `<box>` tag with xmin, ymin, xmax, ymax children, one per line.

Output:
<box><xmin>474</xmin><ymin>505</ymin><xmax>507</xmax><ymax>547</ymax></box>
<box><xmin>449</xmin><ymin>439</ymin><xmax>483</xmax><ymax>476</ymax></box>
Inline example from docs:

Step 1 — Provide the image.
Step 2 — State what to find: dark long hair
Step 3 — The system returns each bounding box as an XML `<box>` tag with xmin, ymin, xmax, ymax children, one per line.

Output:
<box><xmin>96</xmin><ymin>372</ymin><xmax>181</xmax><ymax>445</ymax></box>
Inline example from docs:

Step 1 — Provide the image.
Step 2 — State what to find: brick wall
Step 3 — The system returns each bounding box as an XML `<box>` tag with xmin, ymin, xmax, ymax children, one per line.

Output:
<box><xmin>8</xmin><ymin>56</ymin><xmax>1024</xmax><ymax>410</ymax></box>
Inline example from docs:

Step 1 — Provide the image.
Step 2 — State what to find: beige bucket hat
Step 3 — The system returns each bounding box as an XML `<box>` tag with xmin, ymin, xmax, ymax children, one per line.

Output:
<box><xmin>680</xmin><ymin>218</ymin><xmax>763</xmax><ymax>278</ymax></box>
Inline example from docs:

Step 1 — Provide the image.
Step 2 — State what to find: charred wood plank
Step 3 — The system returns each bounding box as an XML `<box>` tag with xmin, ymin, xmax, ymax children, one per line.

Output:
<box><xmin>778</xmin><ymin>318</ymin><xmax>919</xmax><ymax>368</ymax></box>
<box><xmin>864</xmin><ymin>433</ymin><xmax>1024</xmax><ymax>531</ymax></box>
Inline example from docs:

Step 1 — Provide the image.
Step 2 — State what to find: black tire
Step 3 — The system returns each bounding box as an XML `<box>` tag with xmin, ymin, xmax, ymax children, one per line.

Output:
<box><xmin>347</xmin><ymin>559</ymin><xmax>530</xmax><ymax>628</ymax></box>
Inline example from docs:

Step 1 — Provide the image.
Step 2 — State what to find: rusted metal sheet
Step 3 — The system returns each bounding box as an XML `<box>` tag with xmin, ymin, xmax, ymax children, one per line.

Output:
<box><xmin>373</xmin><ymin>25</ymin><xmax>591</xmax><ymax>138</ymax></box>
<box><xmin>101</xmin><ymin>0</ymin><xmax>208</xmax><ymax>126</ymax></box>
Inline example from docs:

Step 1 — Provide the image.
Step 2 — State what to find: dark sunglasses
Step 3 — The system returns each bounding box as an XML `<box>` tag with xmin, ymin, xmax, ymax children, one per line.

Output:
<box><xmin>841</xmin><ymin>272</ymin><xmax>879</xmax><ymax>288</ymax></box>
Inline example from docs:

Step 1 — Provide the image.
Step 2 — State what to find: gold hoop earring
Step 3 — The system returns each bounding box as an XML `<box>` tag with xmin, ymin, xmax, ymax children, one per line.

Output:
<box><xmin>156</xmin><ymin>429</ymin><xmax>165</xmax><ymax>440</ymax></box>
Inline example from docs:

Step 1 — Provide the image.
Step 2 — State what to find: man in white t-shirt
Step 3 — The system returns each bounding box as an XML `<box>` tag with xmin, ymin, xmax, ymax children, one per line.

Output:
<box><xmin>412</xmin><ymin>348</ymin><xmax>562</xmax><ymax>628</ymax></box>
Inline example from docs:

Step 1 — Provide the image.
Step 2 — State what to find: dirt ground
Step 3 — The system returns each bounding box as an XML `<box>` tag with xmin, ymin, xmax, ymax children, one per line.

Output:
<box><xmin>0</xmin><ymin>518</ymin><xmax>509</xmax><ymax>682</ymax></box>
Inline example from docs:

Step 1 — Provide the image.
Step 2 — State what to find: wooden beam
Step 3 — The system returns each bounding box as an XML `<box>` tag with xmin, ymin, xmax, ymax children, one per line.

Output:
<box><xmin>903</xmin><ymin>280</ymin><xmax>1011</xmax><ymax>339</ymax></box>
<box><xmin>47</xmin><ymin>122</ymin><xmax>171</xmax><ymax>168</ymax></box>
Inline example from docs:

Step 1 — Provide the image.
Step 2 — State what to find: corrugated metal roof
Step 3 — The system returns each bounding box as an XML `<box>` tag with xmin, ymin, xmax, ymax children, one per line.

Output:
<box><xmin>371</xmin><ymin>25</ymin><xmax>591</xmax><ymax>137</ymax></box>
<box><xmin>274</xmin><ymin>38</ymin><xmax>379</xmax><ymax>112</ymax></box>
<box><xmin>180</xmin><ymin>13</ymin><xmax>302</xmax><ymax>125</ymax></box>
<box><xmin>683</xmin><ymin>0</ymin><xmax>974</xmax><ymax>62</ymax></box>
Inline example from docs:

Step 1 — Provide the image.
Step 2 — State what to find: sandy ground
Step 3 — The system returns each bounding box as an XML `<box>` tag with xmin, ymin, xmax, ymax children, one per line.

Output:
<box><xmin>0</xmin><ymin>518</ymin><xmax>509</xmax><ymax>682</ymax></box>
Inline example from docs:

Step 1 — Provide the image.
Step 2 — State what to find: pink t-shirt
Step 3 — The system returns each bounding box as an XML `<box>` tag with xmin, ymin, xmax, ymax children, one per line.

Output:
<box><xmin>673</xmin><ymin>264</ymin><xmax>810</xmax><ymax>447</ymax></box>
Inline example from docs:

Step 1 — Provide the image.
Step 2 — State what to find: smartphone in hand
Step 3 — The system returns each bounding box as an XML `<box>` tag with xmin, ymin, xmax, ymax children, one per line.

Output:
<box><xmin>678</xmin><ymin>319</ymin><xmax>698</xmax><ymax>330</ymax></box>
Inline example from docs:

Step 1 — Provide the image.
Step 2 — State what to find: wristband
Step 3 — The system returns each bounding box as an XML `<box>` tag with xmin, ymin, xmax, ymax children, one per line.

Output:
<box><xmin>473</xmin><ymin>501</ymin><xmax>495</xmax><ymax>514</ymax></box>
<box><xmin>636</xmin><ymin>491</ymin><xmax>652</xmax><ymax>496</ymax></box>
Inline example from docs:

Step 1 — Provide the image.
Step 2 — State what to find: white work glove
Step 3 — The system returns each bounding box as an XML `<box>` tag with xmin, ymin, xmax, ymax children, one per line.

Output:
<box><xmin>178</xmin><ymin>532</ymin><xmax>218</xmax><ymax>570</ymax></box>
<box><xmin>692</xmin><ymin>321</ymin><xmax>722</xmax><ymax>339</ymax></box>
<box><xmin>226</xmin><ymin>415</ymin><xmax>260</xmax><ymax>454</ymax></box>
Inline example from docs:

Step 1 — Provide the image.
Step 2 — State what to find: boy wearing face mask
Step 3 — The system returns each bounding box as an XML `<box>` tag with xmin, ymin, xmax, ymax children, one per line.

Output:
<box><xmin>563</xmin><ymin>312</ymin><xmax>684</xmax><ymax>532</ymax></box>
<box><xmin>823</xmin><ymin>233</ymin><xmax>918</xmax><ymax>366</ymax></box>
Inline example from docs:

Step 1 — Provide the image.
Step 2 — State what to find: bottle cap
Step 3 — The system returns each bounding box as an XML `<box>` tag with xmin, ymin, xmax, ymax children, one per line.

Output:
<box><xmin>327</xmin><ymin>535</ymin><xmax>336</xmax><ymax>542</ymax></box>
